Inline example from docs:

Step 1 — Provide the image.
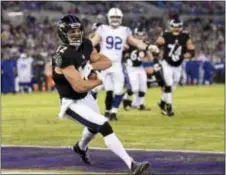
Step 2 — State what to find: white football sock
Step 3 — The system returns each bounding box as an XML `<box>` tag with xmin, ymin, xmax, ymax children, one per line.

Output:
<box><xmin>110</xmin><ymin>107</ymin><xmax>118</xmax><ymax>113</ymax></box>
<box><xmin>123</xmin><ymin>93</ymin><xmax>128</xmax><ymax>100</ymax></box>
<box><xmin>79</xmin><ymin>127</ymin><xmax>96</xmax><ymax>150</ymax></box>
<box><xmin>161</xmin><ymin>92</ymin><xmax>167</xmax><ymax>102</ymax></box>
<box><xmin>132</xmin><ymin>92</ymin><xmax>139</xmax><ymax>107</ymax></box>
<box><xmin>165</xmin><ymin>93</ymin><xmax>172</xmax><ymax>104</ymax></box>
<box><xmin>139</xmin><ymin>97</ymin><xmax>145</xmax><ymax>106</ymax></box>
<box><xmin>104</xmin><ymin>133</ymin><xmax>133</xmax><ymax>169</ymax></box>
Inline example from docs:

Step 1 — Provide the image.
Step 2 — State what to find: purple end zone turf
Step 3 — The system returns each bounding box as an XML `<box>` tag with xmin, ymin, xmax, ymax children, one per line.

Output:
<box><xmin>1</xmin><ymin>147</ymin><xmax>225</xmax><ymax>174</ymax></box>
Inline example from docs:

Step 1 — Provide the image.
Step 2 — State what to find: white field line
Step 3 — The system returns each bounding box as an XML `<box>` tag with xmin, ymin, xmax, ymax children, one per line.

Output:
<box><xmin>1</xmin><ymin>171</ymin><xmax>59</xmax><ymax>174</ymax></box>
<box><xmin>2</xmin><ymin>144</ymin><xmax>224</xmax><ymax>154</ymax></box>
<box><xmin>1</xmin><ymin>171</ymin><xmax>127</xmax><ymax>175</ymax></box>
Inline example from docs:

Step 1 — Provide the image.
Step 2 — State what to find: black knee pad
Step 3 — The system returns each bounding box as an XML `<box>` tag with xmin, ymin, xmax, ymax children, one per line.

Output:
<box><xmin>138</xmin><ymin>91</ymin><xmax>145</xmax><ymax>97</ymax></box>
<box><xmin>99</xmin><ymin>122</ymin><xmax>113</xmax><ymax>137</ymax></box>
<box><xmin>127</xmin><ymin>90</ymin><xmax>133</xmax><ymax>96</ymax></box>
<box><xmin>88</xmin><ymin>128</ymin><xmax>98</xmax><ymax>134</ymax></box>
<box><xmin>164</xmin><ymin>86</ymin><xmax>172</xmax><ymax>93</ymax></box>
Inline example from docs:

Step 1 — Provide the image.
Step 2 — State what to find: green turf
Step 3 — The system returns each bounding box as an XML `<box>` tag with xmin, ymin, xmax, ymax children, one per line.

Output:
<box><xmin>2</xmin><ymin>85</ymin><xmax>224</xmax><ymax>152</ymax></box>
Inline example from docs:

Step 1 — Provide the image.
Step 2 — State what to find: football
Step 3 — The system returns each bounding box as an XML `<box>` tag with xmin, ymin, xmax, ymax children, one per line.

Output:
<box><xmin>88</xmin><ymin>71</ymin><xmax>98</xmax><ymax>80</ymax></box>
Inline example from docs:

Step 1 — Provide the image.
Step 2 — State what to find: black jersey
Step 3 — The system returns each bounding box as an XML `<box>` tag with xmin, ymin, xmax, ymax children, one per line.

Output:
<box><xmin>52</xmin><ymin>38</ymin><xmax>93</xmax><ymax>100</ymax></box>
<box><xmin>123</xmin><ymin>45</ymin><xmax>145</xmax><ymax>67</ymax></box>
<box><xmin>162</xmin><ymin>31</ymin><xmax>190</xmax><ymax>67</ymax></box>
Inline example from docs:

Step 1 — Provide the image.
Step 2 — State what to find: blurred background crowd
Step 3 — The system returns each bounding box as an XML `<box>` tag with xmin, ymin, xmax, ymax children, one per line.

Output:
<box><xmin>1</xmin><ymin>1</ymin><xmax>225</xmax><ymax>94</ymax></box>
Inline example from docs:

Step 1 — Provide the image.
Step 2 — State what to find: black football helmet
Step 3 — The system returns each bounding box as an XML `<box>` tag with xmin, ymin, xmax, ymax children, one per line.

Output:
<box><xmin>57</xmin><ymin>15</ymin><xmax>84</xmax><ymax>47</ymax></box>
<box><xmin>169</xmin><ymin>17</ymin><xmax>183</xmax><ymax>35</ymax></box>
<box><xmin>133</xmin><ymin>26</ymin><xmax>145</xmax><ymax>40</ymax></box>
<box><xmin>91</xmin><ymin>22</ymin><xmax>102</xmax><ymax>32</ymax></box>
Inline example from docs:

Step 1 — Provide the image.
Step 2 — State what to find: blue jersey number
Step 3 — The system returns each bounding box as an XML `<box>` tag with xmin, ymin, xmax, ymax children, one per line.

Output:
<box><xmin>106</xmin><ymin>36</ymin><xmax>122</xmax><ymax>50</ymax></box>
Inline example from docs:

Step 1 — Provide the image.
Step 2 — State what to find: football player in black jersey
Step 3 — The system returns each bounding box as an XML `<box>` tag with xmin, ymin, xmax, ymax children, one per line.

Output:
<box><xmin>156</xmin><ymin>17</ymin><xmax>195</xmax><ymax>116</ymax></box>
<box><xmin>52</xmin><ymin>15</ymin><xmax>149</xmax><ymax>175</ymax></box>
<box><xmin>123</xmin><ymin>27</ymin><xmax>152</xmax><ymax>111</ymax></box>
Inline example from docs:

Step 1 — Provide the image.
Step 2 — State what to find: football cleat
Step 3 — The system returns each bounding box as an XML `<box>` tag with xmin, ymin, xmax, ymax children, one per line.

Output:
<box><xmin>104</xmin><ymin>111</ymin><xmax>110</xmax><ymax>119</ymax></box>
<box><xmin>73</xmin><ymin>142</ymin><xmax>91</xmax><ymax>165</ymax></box>
<box><xmin>131</xmin><ymin>161</ymin><xmax>149</xmax><ymax>175</ymax></box>
<box><xmin>158</xmin><ymin>101</ymin><xmax>167</xmax><ymax>115</ymax></box>
<box><xmin>123</xmin><ymin>99</ymin><xmax>132</xmax><ymax>111</ymax></box>
<box><xmin>139</xmin><ymin>105</ymin><xmax>151</xmax><ymax>111</ymax></box>
<box><xmin>109</xmin><ymin>112</ymin><xmax>118</xmax><ymax>121</ymax></box>
<box><xmin>166</xmin><ymin>104</ymin><xmax>174</xmax><ymax>117</ymax></box>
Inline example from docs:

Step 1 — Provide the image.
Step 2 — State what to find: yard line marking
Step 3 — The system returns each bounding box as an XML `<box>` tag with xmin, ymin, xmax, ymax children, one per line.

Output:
<box><xmin>1</xmin><ymin>172</ymin><xmax>59</xmax><ymax>174</ymax></box>
<box><xmin>2</xmin><ymin>144</ymin><xmax>224</xmax><ymax>154</ymax></box>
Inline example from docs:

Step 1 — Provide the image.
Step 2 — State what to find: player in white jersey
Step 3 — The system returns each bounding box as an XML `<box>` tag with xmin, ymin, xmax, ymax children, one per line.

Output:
<box><xmin>17</xmin><ymin>53</ymin><xmax>33</xmax><ymax>93</ymax></box>
<box><xmin>91</xmin><ymin>8</ymin><xmax>159</xmax><ymax>120</ymax></box>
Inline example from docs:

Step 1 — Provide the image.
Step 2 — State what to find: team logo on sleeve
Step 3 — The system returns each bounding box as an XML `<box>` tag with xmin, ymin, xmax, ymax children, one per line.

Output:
<box><xmin>53</xmin><ymin>53</ymin><xmax>62</xmax><ymax>67</ymax></box>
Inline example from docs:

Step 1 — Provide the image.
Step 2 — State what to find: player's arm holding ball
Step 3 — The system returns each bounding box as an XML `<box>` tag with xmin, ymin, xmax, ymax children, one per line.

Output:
<box><xmin>59</xmin><ymin>52</ymin><xmax>102</xmax><ymax>93</ymax></box>
<box><xmin>90</xmin><ymin>48</ymin><xmax>112</xmax><ymax>71</ymax></box>
<box><xmin>86</xmin><ymin>47</ymin><xmax>112</xmax><ymax>80</ymax></box>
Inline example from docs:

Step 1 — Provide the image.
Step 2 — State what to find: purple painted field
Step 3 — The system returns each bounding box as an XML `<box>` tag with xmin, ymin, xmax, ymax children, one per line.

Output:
<box><xmin>1</xmin><ymin>146</ymin><xmax>225</xmax><ymax>174</ymax></box>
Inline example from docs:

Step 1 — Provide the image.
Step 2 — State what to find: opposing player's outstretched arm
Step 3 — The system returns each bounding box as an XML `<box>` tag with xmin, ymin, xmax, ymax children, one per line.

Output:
<box><xmin>90</xmin><ymin>48</ymin><xmax>112</xmax><ymax>70</ymax></box>
<box><xmin>156</xmin><ymin>33</ymin><xmax>165</xmax><ymax>46</ymax></box>
<box><xmin>61</xmin><ymin>65</ymin><xmax>102</xmax><ymax>93</ymax></box>
<box><xmin>90</xmin><ymin>33</ymin><xmax>102</xmax><ymax>47</ymax></box>
<box><xmin>127</xmin><ymin>35</ymin><xmax>159</xmax><ymax>53</ymax></box>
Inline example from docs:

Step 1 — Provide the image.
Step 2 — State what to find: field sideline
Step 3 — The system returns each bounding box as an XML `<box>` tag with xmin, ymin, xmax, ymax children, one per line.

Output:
<box><xmin>2</xmin><ymin>84</ymin><xmax>224</xmax><ymax>152</ymax></box>
<box><xmin>2</xmin><ymin>145</ymin><xmax>224</xmax><ymax>174</ymax></box>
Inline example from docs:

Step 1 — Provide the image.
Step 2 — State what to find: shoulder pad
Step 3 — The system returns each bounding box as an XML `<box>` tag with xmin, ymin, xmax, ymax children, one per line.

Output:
<box><xmin>163</xmin><ymin>30</ymin><xmax>171</xmax><ymax>35</ymax></box>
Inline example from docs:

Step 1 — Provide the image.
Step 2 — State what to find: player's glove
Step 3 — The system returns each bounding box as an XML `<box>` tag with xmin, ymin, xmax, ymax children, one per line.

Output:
<box><xmin>153</xmin><ymin>63</ymin><xmax>161</xmax><ymax>72</ymax></box>
<box><xmin>80</xmin><ymin>61</ymin><xmax>94</xmax><ymax>80</ymax></box>
<box><xmin>126</xmin><ymin>59</ymin><xmax>133</xmax><ymax>67</ymax></box>
<box><xmin>147</xmin><ymin>44</ymin><xmax>160</xmax><ymax>53</ymax></box>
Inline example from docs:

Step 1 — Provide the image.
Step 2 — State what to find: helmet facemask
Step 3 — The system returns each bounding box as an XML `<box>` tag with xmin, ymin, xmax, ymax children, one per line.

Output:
<box><xmin>134</xmin><ymin>27</ymin><xmax>145</xmax><ymax>40</ymax></box>
<box><xmin>108</xmin><ymin>16</ymin><xmax>122</xmax><ymax>27</ymax></box>
<box><xmin>66</xmin><ymin>26</ymin><xmax>84</xmax><ymax>47</ymax></box>
<box><xmin>170</xmin><ymin>20</ymin><xmax>183</xmax><ymax>35</ymax></box>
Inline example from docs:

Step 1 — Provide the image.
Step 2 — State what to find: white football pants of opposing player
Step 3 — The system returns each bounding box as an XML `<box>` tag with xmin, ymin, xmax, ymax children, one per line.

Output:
<box><xmin>102</xmin><ymin>62</ymin><xmax>125</xmax><ymax>95</ymax></box>
<box><xmin>126</xmin><ymin>66</ymin><xmax>147</xmax><ymax>107</ymax></box>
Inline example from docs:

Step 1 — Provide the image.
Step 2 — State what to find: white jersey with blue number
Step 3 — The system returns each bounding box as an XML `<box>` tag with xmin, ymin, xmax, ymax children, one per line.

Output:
<box><xmin>96</xmin><ymin>25</ymin><xmax>132</xmax><ymax>63</ymax></box>
<box><xmin>17</xmin><ymin>57</ymin><xmax>33</xmax><ymax>83</ymax></box>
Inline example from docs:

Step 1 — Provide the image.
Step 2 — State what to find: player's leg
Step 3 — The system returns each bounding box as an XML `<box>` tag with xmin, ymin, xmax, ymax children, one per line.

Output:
<box><xmin>123</xmin><ymin>89</ymin><xmax>133</xmax><ymax>110</ymax></box>
<box><xmin>91</xmin><ymin>84</ymin><xmax>103</xmax><ymax>99</ymax></box>
<box><xmin>64</xmin><ymin>94</ymin><xmax>147</xmax><ymax>172</ymax></box>
<box><xmin>123</xmin><ymin>67</ymin><xmax>133</xmax><ymax>110</ymax></box>
<box><xmin>19</xmin><ymin>82</ymin><xmax>25</xmax><ymax>93</ymax></box>
<box><xmin>138</xmin><ymin>68</ymin><xmax>150</xmax><ymax>111</ymax></box>
<box><xmin>126</xmin><ymin>67</ymin><xmax>139</xmax><ymax>108</ymax></box>
<box><xmin>103</xmin><ymin>72</ymin><xmax>114</xmax><ymax>118</ymax></box>
<box><xmin>110</xmin><ymin>69</ymin><xmax>125</xmax><ymax>120</ymax></box>
<box><xmin>165</xmin><ymin>65</ymin><xmax>182</xmax><ymax>116</ymax></box>
<box><xmin>172</xmin><ymin>66</ymin><xmax>182</xmax><ymax>91</ymax></box>
<box><xmin>159</xmin><ymin>60</ymin><xmax>173</xmax><ymax>115</ymax></box>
